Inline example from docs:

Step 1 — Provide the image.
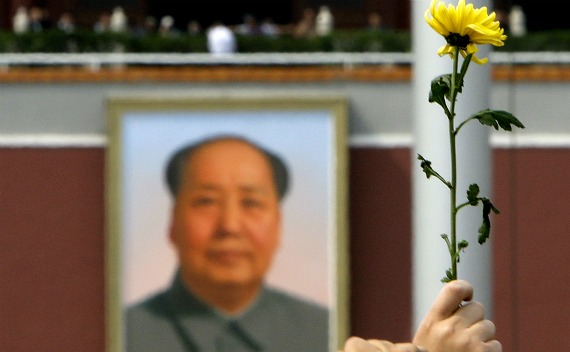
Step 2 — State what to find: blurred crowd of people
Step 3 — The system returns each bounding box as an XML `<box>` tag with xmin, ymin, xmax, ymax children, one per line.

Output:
<box><xmin>10</xmin><ymin>5</ymin><xmax>340</xmax><ymax>37</ymax></box>
<box><xmin>8</xmin><ymin>4</ymin><xmax>444</xmax><ymax>56</ymax></box>
<box><xmin>9</xmin><ymin>3</ymin><xmax>526</xmax><ymax>40</ymax></box>
<box><xmin>10</xmin><ymin>5</ymin><xmax>350</xmax><ymax>55</ymax></box>
<box><xmin>13</xmin><ymin>6</ymin><xmax>134</xmax><ymax>35</ymax></box>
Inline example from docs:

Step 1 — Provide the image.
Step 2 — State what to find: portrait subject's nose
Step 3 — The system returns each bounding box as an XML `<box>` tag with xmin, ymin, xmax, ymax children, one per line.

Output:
<box><xmin>219</xmin><ymin>198</ymin><xmax>241</xmax><ymax>234</ymax></box>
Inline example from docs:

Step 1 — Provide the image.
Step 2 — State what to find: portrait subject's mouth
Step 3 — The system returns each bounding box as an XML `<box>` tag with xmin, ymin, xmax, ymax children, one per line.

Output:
<box><xmin>208</xmin><ymin>249</ymin><xmax>251</xmax><ymax>265</ymax></box>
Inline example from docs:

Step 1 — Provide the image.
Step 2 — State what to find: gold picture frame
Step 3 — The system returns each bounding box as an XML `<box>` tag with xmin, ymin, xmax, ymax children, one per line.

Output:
<box><xmin>105</xmin><ymin>93</ymin><xmax>349</xmax><ymax>351</ymax></box>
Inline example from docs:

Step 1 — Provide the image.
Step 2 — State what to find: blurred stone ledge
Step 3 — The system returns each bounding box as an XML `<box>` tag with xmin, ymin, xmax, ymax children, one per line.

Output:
<box><xmin>1</xmin><ymin>62</ymin><xmax>569</xmax><ymax>82</ymax></box>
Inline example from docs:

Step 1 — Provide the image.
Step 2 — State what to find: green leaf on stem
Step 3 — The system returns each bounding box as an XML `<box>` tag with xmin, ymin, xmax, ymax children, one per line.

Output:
<box><xmin>429</xmin><ymin>74</ymin><xmax>452</xmax><ymax>109</ymax></box>
<box><xmin>472</xmin><ymin>109</ymin><xmax>526</xmax><ymax>131</ymax></box>
<box><xmin>478</xmin><ymin>221</ymin><xmax>490</xmax><ymax>245</ymax></box>
<box><xmin>441</xmin><ymin>268</ymin><xmax>454</xmax><ymax>283</ymax></box>
<box><xmin>441</xmin><ymin>233</ymin><xmax>453</xmax><ymax>253</ymax></box>
<box><xmin>417</xmin><ymin>154</ymin><xmax>452</xmax><ymax>188</ymax></box>
<box><xmin>478</xmin><ymin>198</ymin><xmax>500</xmax><ymax>244</ymax></box>
<box><xmin>456</xmin><ymin>53</ymin><xmax>473</xmax><ymax>90</ymax></box>
<box><xmin>417</xmin><ymin>154</ymin><xmax>434</xmax><ymax>179</ymax></box>
<box><xmin>466</xmin><ymin>183</ymin><xmax>480</xmax><ymax>205</ymax></box>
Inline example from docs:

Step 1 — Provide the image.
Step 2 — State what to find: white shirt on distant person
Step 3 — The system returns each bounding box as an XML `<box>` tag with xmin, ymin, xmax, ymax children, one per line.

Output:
<box><xmin>207</xmin><ymin>22</ymin><xmax>237</xmax><ymax>56</ymax></box>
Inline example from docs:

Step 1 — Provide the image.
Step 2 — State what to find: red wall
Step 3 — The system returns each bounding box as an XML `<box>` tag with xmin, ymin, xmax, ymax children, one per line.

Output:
<box><xmin>1</xmin><ymin>146</ymin><xmax>569</xmax><ymax>351</ymax></box>
<box><xmin>348</xmin><ymin>147</ymin><xmax>412</xmax><ymax>341</ymax></box>
<box><xmin>0</xmin><ymin>148</ymin><xmax>105</xmax><ymax>351</ymax></box>
<box><xmin>493</xmin><ymin>148</ymin><xmax>570</xmax><ymax>352</ymax></box>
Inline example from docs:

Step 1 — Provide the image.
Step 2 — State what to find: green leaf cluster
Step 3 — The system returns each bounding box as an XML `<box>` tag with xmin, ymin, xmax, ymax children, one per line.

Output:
<box><xmin>472</xmin><ymin>109</ymin><xmax>526</xmax><ymax>131</ymax></box>
<box><xmin>417</xmin><ymin>154</ymin><xmax>452</xmax><ymax>188</ymax></box>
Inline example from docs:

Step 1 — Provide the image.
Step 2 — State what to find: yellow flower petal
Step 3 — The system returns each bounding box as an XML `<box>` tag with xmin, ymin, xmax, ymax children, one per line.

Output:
<box><xmin>425</xmin><ymin>0</ymin><xmax>506</xmax><ymax>64</ymax></box>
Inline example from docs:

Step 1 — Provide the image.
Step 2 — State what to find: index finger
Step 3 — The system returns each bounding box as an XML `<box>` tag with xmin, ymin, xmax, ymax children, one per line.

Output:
<box><xmin>429</xmin><ymin>280</ymin><xmax>474</xmax><ymax>320</ymax></box>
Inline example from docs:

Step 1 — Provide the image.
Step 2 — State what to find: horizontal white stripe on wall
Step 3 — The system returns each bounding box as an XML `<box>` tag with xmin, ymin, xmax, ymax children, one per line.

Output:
<box><xmin>1</xmin><ymin>133</ymin><xmax>570</xmax><ymax>149</ymax></box>
<box><xmin>0</xmin><ymin>134</ymin><xmax>106</xmax><ymax>148</ymax></box>
<box><xmin>350</xmin><ymin>133</ymin><xmax>570</xmax><ymax>149</ymax></box>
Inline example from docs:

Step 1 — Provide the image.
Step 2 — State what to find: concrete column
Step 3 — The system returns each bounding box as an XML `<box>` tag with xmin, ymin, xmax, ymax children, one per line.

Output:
<box><xmin>411</xmin><ymin>0</ymin><xmax>493</xmax><ymax>331</ymax></box>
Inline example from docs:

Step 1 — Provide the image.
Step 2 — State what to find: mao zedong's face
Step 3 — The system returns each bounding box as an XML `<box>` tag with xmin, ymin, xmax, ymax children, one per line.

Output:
<box><xmin>169</xmin><ymin>139</ymin><xmax>282</xmax><ymax>292</ymax></box>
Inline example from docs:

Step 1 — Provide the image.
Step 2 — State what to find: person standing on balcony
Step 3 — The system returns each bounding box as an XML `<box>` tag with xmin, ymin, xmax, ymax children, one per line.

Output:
<box><xmin>12</xmin><ymin>7</ymin><xmax>29</xmax><ymax>34</ymax></box>
<box><xmin>315</xmin><ymin>5</ymin><xmax>334</xmax><ymax>36</ymax></box>
<box><xmin>293</xmin><ymin>7</ymin><xmax>316</xmax><ymax>38</ymax></box>
<box><xmin>110</xmin><ymin>6</ymin><xmax>128</xmax><ymax>33</ymax></box>
<box><xmin>207</xmin><ymin>21</ymin><xmax>237</xmax><ymax>56</ymax></box>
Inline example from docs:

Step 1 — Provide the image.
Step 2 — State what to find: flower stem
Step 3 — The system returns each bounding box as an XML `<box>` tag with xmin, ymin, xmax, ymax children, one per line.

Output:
<box><xmin>449</xmin><ymin>47</ymin><xmax>460</xmax><ymax>280</ymax></box>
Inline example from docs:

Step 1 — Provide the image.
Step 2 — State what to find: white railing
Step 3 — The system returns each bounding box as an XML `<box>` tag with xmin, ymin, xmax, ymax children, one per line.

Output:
<box><xmin>1</xmin><ymin>52</ymin><xmax>570</xmax><ymax>68</ymax></box>
<box><xmin>0</xmin><ymin>52</ymin><xmax>411</xmax><ymax>68</ymax></box>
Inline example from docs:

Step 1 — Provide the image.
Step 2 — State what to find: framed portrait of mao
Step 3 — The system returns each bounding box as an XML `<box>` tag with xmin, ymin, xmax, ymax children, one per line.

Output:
<box><xmin>106</xmin><ymin>93</ymin><xmax>349</xmax><ymax>352</ymax></box>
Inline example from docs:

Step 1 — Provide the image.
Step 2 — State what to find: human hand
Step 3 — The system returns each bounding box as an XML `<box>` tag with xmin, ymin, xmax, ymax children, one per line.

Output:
<box><xmin>412</xmin><ymin>280</ymin><xmax>502</xmax><ymax>352</ymax></box>
<box><xmin>341</xmin><ymin>336</ymin><xmax>426</xmax><ymax>352</ymax></box>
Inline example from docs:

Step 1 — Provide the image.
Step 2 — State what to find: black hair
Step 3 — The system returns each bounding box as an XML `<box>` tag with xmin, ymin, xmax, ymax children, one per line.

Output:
<box><xmin>165</xmin><ymin>134</ymin><xmax>290</xmax><ymax>201</ymax></box>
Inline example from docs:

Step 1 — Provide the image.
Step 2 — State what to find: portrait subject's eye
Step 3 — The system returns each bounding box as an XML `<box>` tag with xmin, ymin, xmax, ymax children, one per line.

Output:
<box><xmin>190</xmin><ymin>194</ymin><xmax>218</xmax><ymax>207</ymax></box>
<box><xmin>241</xmin><ymin>197</ymin><xmax>265</xmax><ymax>209</ymax></box>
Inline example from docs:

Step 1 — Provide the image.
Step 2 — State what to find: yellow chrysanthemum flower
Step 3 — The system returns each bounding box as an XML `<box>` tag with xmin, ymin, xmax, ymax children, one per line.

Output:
<box><xmin>425</xmin><ymin>0</ymin><xmax>507</xmax><ymax>64</ymax></box>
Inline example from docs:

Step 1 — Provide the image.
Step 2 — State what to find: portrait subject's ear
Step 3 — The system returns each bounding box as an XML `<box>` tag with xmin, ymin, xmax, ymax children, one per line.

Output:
<box><xmin>167</xmin><ymin>206</ymin><xmax>178</xmax><ymax>245</ymax></box>
<box><xmin>275</xmin><ymin>208</ymin><xmax>283</xmax><ymax>247</ymax></box>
